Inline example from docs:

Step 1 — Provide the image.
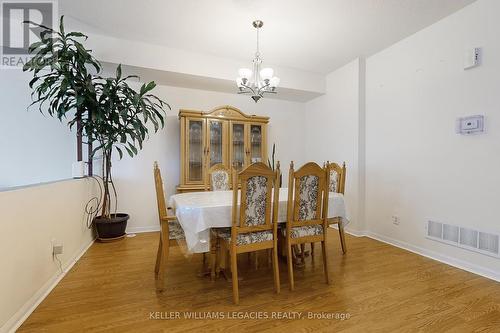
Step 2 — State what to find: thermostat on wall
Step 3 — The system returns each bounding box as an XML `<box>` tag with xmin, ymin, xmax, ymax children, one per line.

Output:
<box><xmin>456</xmin><ymin>115</ymin><xmax>484</xmax><ymax>135</ymax></box>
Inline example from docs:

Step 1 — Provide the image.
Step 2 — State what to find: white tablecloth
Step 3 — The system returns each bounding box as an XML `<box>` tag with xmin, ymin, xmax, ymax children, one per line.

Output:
<box><xmin>169</xmin><ymin>188</ymin><xmax>349</xmax><ymax>253</ymax></box>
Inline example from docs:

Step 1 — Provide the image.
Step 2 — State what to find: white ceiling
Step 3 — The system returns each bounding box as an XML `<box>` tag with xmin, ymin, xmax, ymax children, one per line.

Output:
<box><xmin>60</xmin><ymin>0</ymin><xmax>476</xmax><ymax>74</ymax></box>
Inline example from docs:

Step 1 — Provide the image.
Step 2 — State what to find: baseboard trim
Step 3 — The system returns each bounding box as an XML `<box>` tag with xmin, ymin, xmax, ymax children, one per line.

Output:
<box><xmin>328</xmin><ymin>224</ymin><xmax>368</xmax><ymax>238</ymax></box>
<box><xmin>364</xmin><ymin>231</ymin><xmax>500</xmax><ymax>283</ymax></box>
<box><xmin>2</xmin><ymin>237</ymin><xmax>96</xmax><ymax>333</ymax></box>
<box><xmin>334</xmin><ymin>226</ymin><xmax>500</xmax><ymax>282</ymax></box>
<box><xmin>126</xmin><ymin>225</ymin><xmax>160</xmax><ymax>234</ymax></box>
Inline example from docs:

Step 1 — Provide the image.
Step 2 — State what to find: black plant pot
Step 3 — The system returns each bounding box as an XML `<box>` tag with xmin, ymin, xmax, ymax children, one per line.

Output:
<box><xmin>94</xmin><ymin>213</ymin><xmax>129</xmax><ymax>241</ymax></box>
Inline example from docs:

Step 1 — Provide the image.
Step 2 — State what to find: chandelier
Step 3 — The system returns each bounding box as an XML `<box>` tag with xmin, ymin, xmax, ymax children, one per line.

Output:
<box><xmin>236</xmin><ymin>20</ymin><xmax>279</xmax><ymax>103</ymax></box>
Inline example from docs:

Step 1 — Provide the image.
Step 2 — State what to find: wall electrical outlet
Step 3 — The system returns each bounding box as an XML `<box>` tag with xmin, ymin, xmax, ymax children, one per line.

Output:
<box><xmin>52</xmin><ymin>241</ymin><xmax>63</xmax><ymax>255</ymax></box>
<box><xmin>52</xmin><ymin>244</ymin><xmax>63</xmax><ymax>255</ymax></box>
<box><xmin>392</xmin><ymin>215</ymin><xmax>400</xmax><ymax>225</ymax></box>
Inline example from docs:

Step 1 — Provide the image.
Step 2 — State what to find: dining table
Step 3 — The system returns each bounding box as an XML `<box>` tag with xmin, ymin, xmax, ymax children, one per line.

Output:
<box><xmin>169</xmin><ymin>188</ymin><xmax>349</xmax><ymax>254</ymax></box>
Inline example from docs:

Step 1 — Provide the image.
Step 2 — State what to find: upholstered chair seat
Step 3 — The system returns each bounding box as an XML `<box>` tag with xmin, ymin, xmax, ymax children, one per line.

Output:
<box><xmin>168</xmin><ymin>220</ymin><xmax>185</xmax><ymax>240</ymax></box>
<box><xmin>215</xmin><ymin>228</ymin><xmax>273</xmax><ymax>245</ymax></box>
<box><xmin>282</xmin><ymin>224</ymin><xmax>323</xmax><ymax>239</ymax></box>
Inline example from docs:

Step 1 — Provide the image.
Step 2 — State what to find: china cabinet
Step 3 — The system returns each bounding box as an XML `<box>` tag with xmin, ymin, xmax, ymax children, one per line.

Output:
<box><xmin>177</xmin><ymin>106</ymin><xmax>268</xmax><ymax>193</ymax></box>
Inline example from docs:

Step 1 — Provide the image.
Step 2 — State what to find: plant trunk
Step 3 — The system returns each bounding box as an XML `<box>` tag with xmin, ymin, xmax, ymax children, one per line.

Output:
<box><xmin>101</xmin><ymin>148</ymin><xmax>113</xmax><ymax>218</ymax></box>
<box><xmin>76</xmin><ymin>108</ymin><xmax>83</xmax><ymax>162</ymax></box>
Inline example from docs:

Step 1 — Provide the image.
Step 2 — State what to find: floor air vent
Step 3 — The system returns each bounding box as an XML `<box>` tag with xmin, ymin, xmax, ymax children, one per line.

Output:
<box><xmin>426</xmin><ymin>220</ymin><xmax>500</xmax><ymax>258</ymax></box>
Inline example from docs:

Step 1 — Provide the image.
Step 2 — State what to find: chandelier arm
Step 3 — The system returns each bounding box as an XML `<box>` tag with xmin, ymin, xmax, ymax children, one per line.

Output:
<box><xmin>238</xmin><ymin>84</ymin><xmax>255</xmax><ymax>94</ymax></box>
<box><xmin>241</xmin><ymin>82</ymin><xmax>256</xmax><ymax>95</ymax></box>
<box><xmin>257</xmin><ymin>82</ymin><xmax>271</xmax><ymax>94</ymax></box>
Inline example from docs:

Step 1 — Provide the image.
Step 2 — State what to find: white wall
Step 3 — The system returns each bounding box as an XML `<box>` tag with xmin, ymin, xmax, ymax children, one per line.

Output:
<box><xmin>110</xmin><ymin>83</ymin><xmax>306</xmax><ymax>233</ymax></box>
<box><xmin>304</xmin><ymin>59</ymin><xmax>365</xmax><ymax>232</ymax></box>
<box><xmin>0</xmin><ymin>70</ymin><xmax>76</xmax><ymax>189</ymax></box>
<box><xmin>365</xmin><ymin>0</ymin><xmax>500</xmax><ymax>277</ymax></box>
<box><xmin>303</xmin><ymin>0</ymin><xmax>500</xmax><ymax>280</ymax></box>
<box><xmin>0</xmin><ymin>179</ymin><xmax>97</xmax><ymax>332</ymax></box>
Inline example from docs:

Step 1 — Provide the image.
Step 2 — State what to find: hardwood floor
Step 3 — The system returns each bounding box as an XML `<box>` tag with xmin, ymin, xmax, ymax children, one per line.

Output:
<box><xmin>19</xmin><ymin>232</ymin><xmax>500</xmax><ymax>332</ymax></box>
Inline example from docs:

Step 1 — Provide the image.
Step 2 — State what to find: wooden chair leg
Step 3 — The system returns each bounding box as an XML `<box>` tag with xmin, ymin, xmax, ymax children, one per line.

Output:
<box><xmin>339</xmin><ymin>223</ymin><xmax>347</xmax><ymax>254</ymax></box>
<box><xmin>300</xmin><ymin>244</ymin><xmax>306</xmax><ymax>264</ymax></box>
<box><xmin>210</xmin><ymin>233</ymin><xmax>217</xmax><ymax>281</ymax></box>
<box><xmin>287</xmin><ymin>242</ymin><xmax>295</xmax><ymax>291</ymax></box>
<box><xmin>272</xmin><ymin>246</ymin><xmax>280</xmax><ymax>294</ymax></box>
<box><xmin>225</xmin><ymin>248</ymin><xmax>231</xmax><ymax>274</ymax></box>
<box><xmin>321</xmin><ymin>240</ymin><xmax>330</xmax><ymax>285</ymax></box>
<box><xmin>310</xmin><ymin>242</ymin><xmax>315</xmax><ymax>258</ymax></box>
<box><xmin>155</xmin><ymin>237</ymin><xmax>162</xmax><ymax>275</ymax></box>
<box><xmin>231</xmin><ymin>249</ymin><xmax>239</xmax><ymax>304</ymax></box>
<box><xmin>157</xmin><ymin>226</ymin><xmax>170</xmax><ymax>290</ymax></box>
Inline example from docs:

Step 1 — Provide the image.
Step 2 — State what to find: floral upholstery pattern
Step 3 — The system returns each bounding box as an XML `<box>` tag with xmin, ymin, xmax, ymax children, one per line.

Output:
<box><xmin>211</xmin><ymin>170</ymin><xmax>230</xmax><ymax>191</ymax></box>
<box><xmin>244</xmin><ymin>176</ymin><xmax>268</xmax><ymax>226</ymax></box>
<box><xmin>215</xmin><ymin>228</ymin><xmax>273</xmax><ymax>245</ymax></box>
<box><xmin>329</xmin><ymin>170</ymin><xmax>339</xmax><ymax>193</ymax></box>
<box><xmin>168</xmin><ymin>220</ymin><xmax>185</xmax><ymax>240</ymax></box>
<box><xmin>282</xmin><ymin>225</ymin><xmax>324</xmax><ymax>239</ymax></box>
<box><xmin>298</xmin><ymin>175</ymin><xmax>319</xmax><ymax>221</ymax></box>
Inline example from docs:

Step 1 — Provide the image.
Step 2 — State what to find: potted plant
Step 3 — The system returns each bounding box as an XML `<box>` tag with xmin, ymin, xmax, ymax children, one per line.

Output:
<box><xmin>23</xmin><ymin>16</ymin><xmax>168</xmax><ymax>240</ymax></box>
<box><xmin>267</xmin><ymin>143</ymin><xmax>282</xmax><ymax>186</ymax></box>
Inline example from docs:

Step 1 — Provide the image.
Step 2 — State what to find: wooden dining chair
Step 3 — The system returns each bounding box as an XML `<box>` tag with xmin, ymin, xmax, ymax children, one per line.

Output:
<box><xmin>284</xmin><ymin>161</ymin><xmax>330</xmax><ymax>291</ymax></box>
<box><xmin>205</xmin><ymin>163</ymin><xmax>232</xmax><ymax>191</ymax></box>
<box><xmin>326</xmin><ymin>161</ymin><xmax>347</xmax><ymax>254</ymax></box>
<box><xmin>309</xmin><ymin>161</ymin><xmax>347</xmax><ymax>257</ymax></box>
<box><xmin>153</xmin><ymin>161</ymin><xmax>185</xmax><ymax>290</ymax></box>
<box><xmin>213</xmin><ymin>162</ymin><xmax>281</xmax><ymax>304</ymax></box>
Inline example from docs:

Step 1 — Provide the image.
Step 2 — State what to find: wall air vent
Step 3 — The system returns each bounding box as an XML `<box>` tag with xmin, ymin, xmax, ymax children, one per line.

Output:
<box><xmin>428</xmin><ymin>220</ymin><xmax>443</xmax><ymax>239</ymax></box>
<box><xmin>426</xmin><ymin>220</ymin><xmax>500</xmax><ymax>259</ymax></box>
<box><xmin>479</xmin><ymin>232</ymin><xmax>499</xmax><ymax>255</ymax></box>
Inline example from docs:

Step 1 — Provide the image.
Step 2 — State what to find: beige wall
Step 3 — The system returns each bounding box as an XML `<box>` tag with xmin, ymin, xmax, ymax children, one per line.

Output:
<box><xmin>111</xmin><ymin>83</ymin><xmax>307</xmax><ymax>234</ymax></box>
<box><xmin>0</xmin><ymin>179</ymin><xmax>97</xmax><ymax>332</ymax></box>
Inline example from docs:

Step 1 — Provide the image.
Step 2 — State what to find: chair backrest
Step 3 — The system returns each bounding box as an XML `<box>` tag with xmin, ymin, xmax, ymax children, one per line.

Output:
<box><xmin>153</xmin><ymin>161</ymin><xmax>168</xmax><ymax>225</ymax></box>
<box><xmin>231</xmin><ymin>162</ymin><xmax>280</xmax><ymax>236</ymax></box>
<box><xmin>206</xmin><ymin>163</ymin><xmax>231</xmax><ymax>191</ymax></box>
<box><xmin>325</xmin><ymin>161</ymin><xmax>346</xmax><ymax>194</ymax></box>
<box><xmin>287</xmin><ymin>161</ymin><xmax>329</xmax><ymax>229</ymax></box>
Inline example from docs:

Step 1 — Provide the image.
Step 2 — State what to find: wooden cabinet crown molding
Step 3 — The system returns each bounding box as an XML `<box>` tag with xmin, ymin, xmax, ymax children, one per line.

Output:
<box><xmin>179</xmin><ymin>105</ymin><xmax>269</xmax><ymax>123</ymax></box>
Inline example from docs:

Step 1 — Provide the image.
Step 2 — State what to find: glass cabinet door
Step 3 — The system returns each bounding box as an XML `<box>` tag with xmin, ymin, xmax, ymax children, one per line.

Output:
<box><xmin>207</xmin><ymin>119</ymin><xmax>226</xmax><ymax>168</ymax></box>
<box><xmin>186</xmin><ymin>118</ymin><xmax>205</xmax><ymax>183</ymax></box>
<box><xmin>249</xmin><ymin>124</ymin><xmax>264</xmax><ymax>164</ymax></box>
<box><xmin>231</xmin><ymin>123</ymin><xmax>245</xmax><ymax>173</ymax></box>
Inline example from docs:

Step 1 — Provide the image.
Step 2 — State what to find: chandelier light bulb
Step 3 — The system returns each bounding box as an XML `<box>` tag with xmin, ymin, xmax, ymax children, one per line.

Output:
<box><xmin>259</xmin><ymin>68</ymin><xmax>274</xmax><ymax>80</ymax></box>
<box><xmin>270</xmin><ymin>77</ymin><xmax>280</xmax><ymax>87</ymax></box>
<box><xmin>236</xmin><ymin>77</ymin><xmax>244</xmax><ymax>88</ymax></box>
<box><xmin>238</xmin><ymin>68</ymin><xmax>252</xmax><ymax>80</ymax></box>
